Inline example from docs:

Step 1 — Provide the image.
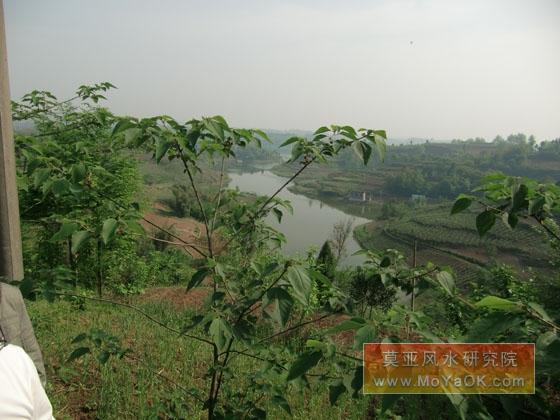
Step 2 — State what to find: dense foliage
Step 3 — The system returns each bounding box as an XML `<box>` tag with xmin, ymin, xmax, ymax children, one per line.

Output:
<box><xmin>9</xmin><ymin>83</ymin><xmax>560</xmax><ymax>419</ymax></box>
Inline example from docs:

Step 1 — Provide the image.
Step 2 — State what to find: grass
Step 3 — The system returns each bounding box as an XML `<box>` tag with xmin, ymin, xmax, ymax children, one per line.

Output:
<box><xmin>28</xmin><ymin>295</ymin><xmax>372</xmax><ymax>419</ymax></box>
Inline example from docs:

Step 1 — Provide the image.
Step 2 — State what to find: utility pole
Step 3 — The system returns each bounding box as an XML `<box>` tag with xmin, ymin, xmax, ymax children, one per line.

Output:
<box><xmin>410</xmin><ymin>239</ymin><xmax>417</xmax><ymax>312</ymax></box>
<box><xmin>0</xmin><ymin>0</ymin><xmax>23</xmax><ymax>281</ymax></box>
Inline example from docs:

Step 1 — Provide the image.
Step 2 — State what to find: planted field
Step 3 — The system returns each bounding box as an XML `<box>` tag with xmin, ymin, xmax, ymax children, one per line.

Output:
<box><xmin>354</xmin><ymin>202</ymin><xmax>553</xmax><ymax>285</ymax></box>
<box><xmin>385</xmin><ymin>206</ymin><xmax>549</xmax><ymax>260</ymax></box>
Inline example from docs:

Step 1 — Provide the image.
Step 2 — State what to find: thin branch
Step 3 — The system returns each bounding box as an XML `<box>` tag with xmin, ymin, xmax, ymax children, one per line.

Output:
<box><xmin>236</xmin><ymin>265</ymin><xmax>290</xmax><ymax>323</ymax></box>
<box><xmin>92</xmin><ymin>188</ymin><xmax>208</xmax><ymax>257</ymax></box>
<box><xmin>257</xmin><ymin>312</ymin><xmax>337</xmax><ymax>345</ymax></box>
<box><xmin>142</xmin><ymin>234</ymin><xmax>206</xmax><ymax>250</ymax></box>
<box><xmin>335</xmin><ymin>351</ymin><xmax>362</xmax><ymax>362</ymax></box>
<box><xmin>54</xmin><ymin>292</ymin><xmax>213</xmax><ymax>346</ymax></box>
<box><xmin>213</xmin><ymin>265</ymin><xmax>290</xmax><ymax>406</ymax></box>
<box><xmin>211</xmin><ymin>156</ymin><xmax>226</xmax><ymax>235</ymax></box>
<box><xmin>225</xmin><ymin>350</ymin><xmax>286</xmax><ymax>369</ymax></box>
<box><xmin>474</xmin><ymin>198</ymin><xmax>560</xmax><ymax>243</ymax></box>
<box><xmin>127</xmin><ymin>231</ymin><xmax>207</xmax><ymax>257</ymax></box>
<box><xmin>126</xmin><ymin>354</ymin><xmax>204</xmax><ymax>403</ymax></box>
<box><xmin>13</xmin><ymin>95</ymin><xmax>79</xmax><ymax>121</ymax></box>
<box><xmin>398</xmin><ymin>267</ymin><xmax>439</xmax><ymax>283</ymax></box>
<box><xmin>27</xmin><ymin>120</ymin><xmax>100</xmax><ymax>138</ymax></box>
<box><xmin>219</xmin><ymin>158</ymin><xmax>316</xmax><ymax>253</ymax></box>
<box><xmin>256</xmin><ymin>158</ymin><xmax>315</xmax><ymax>216</ymax></box>
<box><xmin>174</xmin><ymin>142</ymin><xmax>213</xmax><ymax>258</ymax></box>
<box><xmin>140</xmin><ymin>215</ymin><xmax>208</xmax><ymax>257</ymax></box>
<box><xmin>535</xmin><ymin>216</ymin><xmax>560</xmax><ymax>242</ymax></box>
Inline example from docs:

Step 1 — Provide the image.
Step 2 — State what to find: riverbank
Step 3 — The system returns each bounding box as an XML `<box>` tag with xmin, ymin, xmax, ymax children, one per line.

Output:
<box><xmin>227</xmin><ymin>169</ymin><xmax>370</xmax><ymax>266</ymax></box>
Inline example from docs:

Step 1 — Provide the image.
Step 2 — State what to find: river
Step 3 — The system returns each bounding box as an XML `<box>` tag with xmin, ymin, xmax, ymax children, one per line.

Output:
<box><xmin>228</xmin><ymin>169</ymin><xmax>369</xmax><ymax>266</ymax></box>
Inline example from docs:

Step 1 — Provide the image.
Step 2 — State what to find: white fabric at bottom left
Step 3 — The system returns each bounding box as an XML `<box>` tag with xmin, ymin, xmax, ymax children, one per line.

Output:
<box><xmin>0</xmin><ymin>344</ymin><xmax>54</xmax><ymax>420</ymax></box>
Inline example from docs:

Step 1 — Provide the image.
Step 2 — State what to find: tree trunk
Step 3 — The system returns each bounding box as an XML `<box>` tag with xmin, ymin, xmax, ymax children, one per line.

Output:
<box><xmin>97</xmin><ymin>239</ymin><xmax>103</xmax><ymax>297</ymax></box>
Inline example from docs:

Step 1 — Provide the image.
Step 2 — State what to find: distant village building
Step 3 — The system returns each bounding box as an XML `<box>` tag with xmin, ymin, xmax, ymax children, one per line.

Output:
<box><xmin>348</xmin><ymin>191</ymin><xmax>373</xmax><ymax>202</ymax></box>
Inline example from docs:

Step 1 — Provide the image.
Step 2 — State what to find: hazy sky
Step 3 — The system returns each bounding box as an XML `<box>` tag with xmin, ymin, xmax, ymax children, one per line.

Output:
<box><xmin>5</xmin><ymin>0</ymin><xmax>560</xmax><ymax>140</ymax></box>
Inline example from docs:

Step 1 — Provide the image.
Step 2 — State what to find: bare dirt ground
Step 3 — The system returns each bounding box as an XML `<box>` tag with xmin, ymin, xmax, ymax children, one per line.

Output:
<box><xmin>140</xmin><ymin>202</ymin><xmax>225</xmax><ymax>257</ymax></box>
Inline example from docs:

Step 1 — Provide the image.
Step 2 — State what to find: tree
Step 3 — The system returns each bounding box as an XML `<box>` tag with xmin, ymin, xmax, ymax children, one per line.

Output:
<box><xmin>349</xmin><ymin>266</ymin><xmax>397</xmax><ymax>317</ymax></box>
<box><xmin>330</xmin><ymin>219</ymin><xmax>353</xmax><ymax>262</ymax></box>
<box><xmin>445</xmin><ymin>174</ymin><xmax>560</xmax><ymax>419</ymax></box>
<box><xmin>68</xmin><ymin>118</ymin><xmax>393</xmax><ymax>419</ymax></box>
<box><xmin>12</xmin><ymin>83</ymin><xmax>142</xmax><ymax>296</ymax></box>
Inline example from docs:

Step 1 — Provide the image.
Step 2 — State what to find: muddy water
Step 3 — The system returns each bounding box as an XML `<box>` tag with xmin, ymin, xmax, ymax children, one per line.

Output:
<box><xmin>228</xmin><ymin>169</ymin><xmax>369</xmax><ymax>266</ymax></box>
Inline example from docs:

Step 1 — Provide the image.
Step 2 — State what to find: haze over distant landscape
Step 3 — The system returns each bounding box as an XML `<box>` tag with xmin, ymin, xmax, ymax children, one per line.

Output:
<box><xmin>5</xmin><ymin>0</ymin><xmax>560</xmax><ymax>140</ymax></box>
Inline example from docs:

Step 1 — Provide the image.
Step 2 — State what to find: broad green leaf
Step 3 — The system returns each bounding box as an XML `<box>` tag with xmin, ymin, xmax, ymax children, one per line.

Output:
<box><xmin>280</xmin><ymin>136</ymin><xmax>300</xmax><ymax>147</ymax></box>
<box><xmin>528</xmin><ymin>197</ymin><xmax>545</xmax><ymax>216</ymax></box>
<box><xmin>209</xmin><ymin>318</ymin><xmax>233</xmax><ymax>352</ymax></box>
<box><xmin>435</xmin><ymin>271</ymin><xmax>455</xmax><ymax>296</ymax></box>
<box><xmin>187</xmin><ymin>267</ymin><xmax>209</xmax><ymax>291</ymax></box>
<box><xmin>71</xmin><ymin>230</ymin><xmax>90</xmax><ymax>254</ymax></box>
<box><xmin>343</xmin><ymin>366</ymin><xmax>363</xmax><ymax>397</ymax></box>
<box><xmin>211</xmin><ymin>115</ymin><xmax>229</xmax><ymax>129</ymax></box>
<box><xmin>374</xmin><ymin>137</ymin><xmax>387</xmax><ymax>162</ymax></box>
<box><xmin>499</xmin><ymin>396</ymin><xmax>523</xmax><ymax>419</ymax></box>
<box><xmin>286</xmin><ymin>350</ymin><xmax>322</xmax><ymax>381</ymax></box>
<box><xmin>124</xmin><ymin>128</ymin><xmax>142</xmax><ymax>146</ymax></box>
<box><xmin>475</xmin><ymin>296</ymin><xmax>522</xmax><ymax>312</ymax></box>
<box><xmin>314</xmin><ymin>126</ymin><xmax>330</xmax><ymax>135</ymax></box>
<box><xmin>329</xmin><ymin>379</ymin><xmax>346</xmax><ymax>405</ymax></box>
<box><xmin>305</xmin><ymin>340</ymin><xmax>328</xmax><ymax>352</ymax></box>
<box><xmin>466</xmin><ymin>312</ymin><xmax>523</xmax><ymax>342</ymax></box>
<box><xmin>33</xmin><ymin>168</ymin><xmax>51</xmax><ymax>188</ymax></box>
<box><xmin>271</xmin><ymin>395</ymin><xmax>292</xmax><ymax>416</ymax></box>
<box><xmin>451</xmin><ymin>196</ymin><xmax>472</xmax><ymax>215</ymax></box>
<box><xmin>111</xmin><ymin>118</ymin><xmax>135</xmax><ymax>136</ymax></box>
<box><xmin>253</xmin><ymin>129</ymin><xmax>270</xmax><ymax>142</ymax></box>
<box><xmin>372</xmin><ymin>129</ymin><xmax>387</xmax><ymax>139</ymax></box>
<box><xmin>351</xmin><ymin>141</ymin><xmax>365</xmax><ymax>164</ymax></box>
<box><xmin>71</xmin><ymin>333</ymin><xmax>88</xmax><ymax>344</ymax></box>
<box><xmin>476</xmin><ymin>210</ymin><xmax>496</xmax><ymax>236</ymax></box>
<box><xmin>501</xmin><ymin>211</ymin><xmax>518</xmax><ymax>229</ymax></box>
<box><xmin>511</xmin><ymin>184</ymin><xmax>528</xmax><ymax>212</ymax></box>
<box><xmin>354</xmin><ymin>324</ymin><xmax>376</xmax><ymax>349</ymax></box>
<box><xmin>71</xmin><ymin>164</ymin><xmax>86</xmax><ymax>183</ymax></box>
<box><xmin>266</xmin><ymin>287</ymin><xmax>293</xmax><ymax>326</ymax></box>
<box><xmin>446</xmin><ymin>393</ymin><xmax>468</xmax><ymax>420</ymax></box>
<box><xmin>204</xmin><ymin>118</ymin><xmax>224</xmax><ymax>140</ymax></box>
<box><xmin>67</xmin><ymin>347</ymin><xmax>90</xmax><ymax>362</ymax></box>
<box><xmin>381</xmin><ymin>394</ymin><xmax>401</xmax><ymax>414</ymax></box>
<box><xmin>101</xmin><ymin>218</ymin><xmax>118</xmax><ymax>245</ymax></box>
<box><xmin>286</xmin><ymin>266</ymin><xmax>312</xmax><ymax>306</ymax></box>
<box><xmin>380</xmin><ymin>256</ymin><xmax>391</xmax><ymax>268</ymax></box>
<box><xmin>362</xmin><ymin>142</ymin><xmax>372</xmax><ymax>165</ymax></box>
<box><xmin>155</xmin><ymin>138</ymin><xmax>171</xmax><ymax>163</ymax></box>
<box><xmin>272</xmin><ymin>208</ymin><xmax>283</xmax><ymax>223</ymax></box>
<box><xmin>98</xmin><ymin>351</ymin><xmax>111</xmax><ymax>364</ymax></box>
<box><xmin>527</xmin><ymin>302</ymin><xmax>553</xmax><ymax>323</ymax></box>
<box><xmin>536</xmin><ymin>331</ymin><xmax>558</xmax><ymax>350</ymax></box>
<box><xmin>125</xmin><ymin>219</ymin><xmax>145</xmax><ymax>235</ymax></box>
<box><xmin>51</xmin><ymin>222</ymin><xmax>79</xmax><ymax>242</ymax></box>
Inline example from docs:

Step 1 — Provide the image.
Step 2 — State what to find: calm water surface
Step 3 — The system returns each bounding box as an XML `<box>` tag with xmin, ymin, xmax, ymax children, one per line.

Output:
<box><xmin>228</xmin><ymin>169</ymin><xmax>369</xmax><ymax>266</ymax></box>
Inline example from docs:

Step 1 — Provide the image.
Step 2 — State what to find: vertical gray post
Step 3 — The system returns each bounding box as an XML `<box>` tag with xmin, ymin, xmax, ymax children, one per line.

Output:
<box><xmin>0</xmin><ymin>0</ymin><xmax>23</xmax><ymax>281</ymax></box>
<box><xmin>410</xmin><ymin>239</ymin><xmax>417</xmax><ymax>312</ymax></box>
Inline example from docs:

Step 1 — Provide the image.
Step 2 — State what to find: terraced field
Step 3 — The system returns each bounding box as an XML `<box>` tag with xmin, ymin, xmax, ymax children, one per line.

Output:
<box><xmin>389</xmin><ymin>206</ymin><xmax>548</xmax><ymax>259</ymax></box>
<box><xmin>354</xmin><ymin>203</ymin><xmax>553</xmax><ymax>285</ymax></box>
